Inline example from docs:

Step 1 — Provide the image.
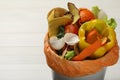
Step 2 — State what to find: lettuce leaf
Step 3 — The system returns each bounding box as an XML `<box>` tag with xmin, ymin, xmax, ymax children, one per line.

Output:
<box><xmin>92</xmin><ymin>6</ymin><xmax>100</xmax><ymax>18</ymax></box>
<box><xmin>92</xmin><ymin>6</ymin><xmax>117</xmax><ymax>29</ymax></box>
<box><xmin>106</xmin><ymin>18</ymin><xmax>117</xmax><ymax>29</ymax></box>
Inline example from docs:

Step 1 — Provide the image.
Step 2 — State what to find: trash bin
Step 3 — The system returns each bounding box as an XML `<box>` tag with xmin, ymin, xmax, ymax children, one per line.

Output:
<box><xmin>52</xmin><ymin>68</ymin><xmax>106</xmax><ymax>80</ymax></box>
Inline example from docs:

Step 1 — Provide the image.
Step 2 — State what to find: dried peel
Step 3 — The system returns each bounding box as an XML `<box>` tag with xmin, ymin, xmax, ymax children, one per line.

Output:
<box><xmin>68</xmin><ymin>2</ymin><xmax>80</xmax><ymax>24</ymax></box>
<box><xmin>47</xmin><ymin>7</ymin><xmax>68</xmax><ymax>21</ymax></box>
<box><xmin>48</xmin><ymin>15</ymin><xmax>72</xmax><ymax>37</ymax></box>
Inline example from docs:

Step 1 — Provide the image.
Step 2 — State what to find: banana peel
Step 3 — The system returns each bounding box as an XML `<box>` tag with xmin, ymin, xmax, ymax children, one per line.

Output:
<box><xmin>48</xmin><ymin>7</ymin><xmax>72</xmax><ymax>37</ymax></box>
<box><xmin>68</xmin><ymin>2</ymin><xmax>80</xmax><ymax>24</ymax></box>
<box><xmin>47</xmin><ymin>7</ymin><xmax>68</xmax><ymax>21</ymax></box>
<box><xmin>48</xmin><ymin>15</ymin><xmax>72</xmax><ymax>37</ymax></box>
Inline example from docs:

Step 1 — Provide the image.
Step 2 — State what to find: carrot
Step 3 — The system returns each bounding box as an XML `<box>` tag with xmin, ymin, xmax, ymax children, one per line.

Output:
<box><xmin>86</xmin><ymin>28</ymin><xmax>108</xmax><ymax>45</ymax></box>
<box><xmin>72</xmin><ymin>39</ymin><xmax>102</xmax><ymax>61</ymax></box>
<box><xmin>86</xmin><ymin>29</ymin><xmax>101</xmax><ymax>44</ymax></box>
<box><xmin>79</xmin><ymin>8</ymin><xmax>95</xmax><ymax>23</ymax></box>
<box><xmin>87</xmin><ymin>29</ymin><xmax>98</xmax><ymax>38</ymax></box>
<box><xmin>101</xmin><ymin>37</ymin><xmax>108</xmax><ymax>46</ymax></box>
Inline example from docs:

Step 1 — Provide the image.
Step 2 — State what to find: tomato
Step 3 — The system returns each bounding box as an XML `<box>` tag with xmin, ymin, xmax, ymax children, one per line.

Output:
<box><xmin>65</xmin><ymin>24</ymin><xmax>78</xmax><ymax>34</ymax></box>
<box><xmin>79</xmin><ymin>8</ymin><xmax>95</xmax><ymax>23</ymax></box>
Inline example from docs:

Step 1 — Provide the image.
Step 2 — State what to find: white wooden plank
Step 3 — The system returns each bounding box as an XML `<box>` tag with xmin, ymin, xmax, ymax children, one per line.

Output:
<box><xmin>0</xmin><ymin>33</ymin><xmax>45</xmax><ymax>46</ymax></box>
<box><xmin>0</xmin><ymin>56</ymin><xmax>44</xmax><ymax>64</ymax></box>
<box><xmin>0</xmin><ymin>46</ymin><xmax>42</xmax><ymax>56</ymax></box>
<box><xmin>0</xmin><ymin>0</ymin><xmax>48</xmax><ymax>33</ymax></box>
<box><xmin>0</xmin><ymin>46</ymin><xmax>46</xmax><ymax>64</ymax></box>
<box><xmin>0</xmin><ymin>64</ymin><xmax>52</xmax><ymax>80</ymax></box>
<box><xmin>0</xmin><ymin>9</ymin><xmax>48</xmax><ymax>33</ymax></box>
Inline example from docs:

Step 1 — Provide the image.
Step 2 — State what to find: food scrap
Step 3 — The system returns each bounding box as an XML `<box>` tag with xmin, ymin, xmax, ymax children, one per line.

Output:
<box><xmin>47</xmin><ymin>2</ymin><xmax>117</xmax><ymax>61</ymax></box>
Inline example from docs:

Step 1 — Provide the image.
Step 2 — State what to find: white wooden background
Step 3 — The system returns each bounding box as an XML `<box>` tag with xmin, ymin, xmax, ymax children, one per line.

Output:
<box><xmin>0</xmin><ymin>0</ymin><xmax>120</xmax><ymax>80</ymax></box>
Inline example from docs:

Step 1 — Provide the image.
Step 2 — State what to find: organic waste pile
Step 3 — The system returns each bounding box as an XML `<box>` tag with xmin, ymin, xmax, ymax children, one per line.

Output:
<box><xmin>47</xmin><ymin>2</ymin><xmax>117</xmax><ymax>61</ymax></box>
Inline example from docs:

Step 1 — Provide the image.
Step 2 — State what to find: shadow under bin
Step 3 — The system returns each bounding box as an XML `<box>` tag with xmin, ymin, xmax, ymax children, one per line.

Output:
<box><xmin>52</xmin><ymin>68</ymin><xmax>106</xmax><ymax>80</ymax></box>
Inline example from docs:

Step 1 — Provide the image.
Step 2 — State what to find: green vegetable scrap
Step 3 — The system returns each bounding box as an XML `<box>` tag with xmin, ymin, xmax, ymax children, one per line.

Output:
<box><xmin>92</xmin><ymin>6</ymin><xmax>100</xmax><ymax>18</ymax></box>
<box><xmin>65</xmin><ymin>50</ymin><xmax>75</xmax><ymax>60</ymax></box>
<box><xmin>106</xmin><ymin>18</ymin><xmax>117</xmax><ymax>29</ymax></box>
<box><xmin>57</xmin><ymin>25</ymin><xmax>65</xmax><ymax>38</ymax></box>
<box><xmin>92</xmin><ymin>6</ymin><xmax>117</xmax><ymax>29</ymax></box>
